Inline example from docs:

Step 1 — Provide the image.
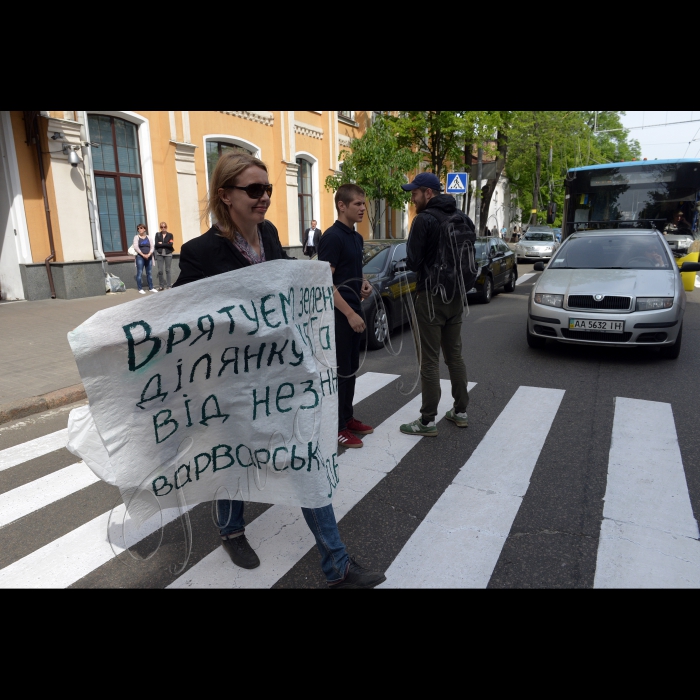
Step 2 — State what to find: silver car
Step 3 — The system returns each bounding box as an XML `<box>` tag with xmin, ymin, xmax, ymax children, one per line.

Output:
<box><xmin>526</xmin><ymin>229</ymin><xmax>700</xmax><ymax>358</ymax></box>
<box><xmin>514</xmin><ymin>226</ymin><xmax>560</xmax><ymax>263</ymax></box>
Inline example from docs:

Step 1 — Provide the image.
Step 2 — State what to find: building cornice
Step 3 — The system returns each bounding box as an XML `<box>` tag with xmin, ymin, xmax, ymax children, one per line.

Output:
<box><xmin>294</xmin><ymin>120</ymin><xmax>323</xmax><ymax>140</ymax></box>
<box><xmin>338</xmin><ymin>134</ymin><xmax>352</xmax><ymax>148</ymax></box>
<box><xmin>220</xmin><ymin>111</ymin><xmax>274</xmax><ymax>126</ymax></box>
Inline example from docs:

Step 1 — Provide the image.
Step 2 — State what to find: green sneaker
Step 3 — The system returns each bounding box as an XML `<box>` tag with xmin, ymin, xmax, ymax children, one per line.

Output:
<box><xmin>445</xmin><ymin>408</ymin><xmax>468</xmax><ymax>427</ymax></box>
<box><xmin>399</xmin><ymin>418</ymin><xmax>437</xmax><ymax>436</ymax></box>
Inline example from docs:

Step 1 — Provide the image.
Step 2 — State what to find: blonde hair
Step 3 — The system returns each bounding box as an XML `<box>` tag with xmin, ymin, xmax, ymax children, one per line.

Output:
<box><xmin>204</xmin><ymin>151</ymin><xmax>268</xmax><ymax>241</ymax></box>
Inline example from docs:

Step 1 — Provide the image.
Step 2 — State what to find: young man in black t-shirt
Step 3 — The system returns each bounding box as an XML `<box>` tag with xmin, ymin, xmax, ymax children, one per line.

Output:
<box><xmin>317</xmin><ymin>184</ymin><xmax>374</xmax><ymax>448</ymax></box>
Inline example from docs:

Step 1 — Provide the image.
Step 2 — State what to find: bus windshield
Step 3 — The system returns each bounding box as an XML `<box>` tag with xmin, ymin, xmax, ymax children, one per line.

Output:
<box><xmin>564</xmin><ymin>161</ymin><xmax>700</xmax><ymax>239</ymax></box>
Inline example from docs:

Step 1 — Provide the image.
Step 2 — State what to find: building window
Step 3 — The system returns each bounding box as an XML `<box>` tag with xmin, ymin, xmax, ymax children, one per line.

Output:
<box><xmin>206</xmin><ymin>141</ymin><xmax>252</xmax><ymax>182</ymax></box>
<box><xmin>296</xmin><ymin>158</ymin><xmax>313</xmax><ymax>244</ymax></box>
<box><xmin>338</xmin><ymin>111</ymin><xmax>353</xmax><ymax>119</ymax></box>
<box><xmin>89</xmin><ymin>114</ymin><xmax>146</xmax><ymax>255</ymax></box>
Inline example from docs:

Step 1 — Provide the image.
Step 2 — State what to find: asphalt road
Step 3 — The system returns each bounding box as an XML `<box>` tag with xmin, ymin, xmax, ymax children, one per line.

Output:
<box><xmin>2</xmin><ymin>261</ymin><xmax>699</xmax><ymax>588</ymax></box>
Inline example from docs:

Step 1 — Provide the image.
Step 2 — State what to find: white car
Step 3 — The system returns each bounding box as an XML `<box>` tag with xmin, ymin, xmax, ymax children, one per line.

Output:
<box><xmin>515</xmin><ymin>226</ymin><xmax>560</xmax><ymax>263</ymax></box>
<box><xmin>526</xmin><ymin>229</ymin><xmax>700</xmax><ymax>359</ymax></box>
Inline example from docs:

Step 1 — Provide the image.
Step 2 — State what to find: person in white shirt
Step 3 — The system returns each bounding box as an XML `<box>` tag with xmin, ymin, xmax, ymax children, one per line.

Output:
<box><xmin>303</xmin><ymin>219</ymin><xmax>320</xmax><ymax>258</ymax></box>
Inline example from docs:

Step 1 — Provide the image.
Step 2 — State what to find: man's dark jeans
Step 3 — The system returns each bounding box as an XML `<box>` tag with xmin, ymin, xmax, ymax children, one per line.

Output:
<box><xmin>217</xmin><ymin>500</ymin><xmax>349</xmax><ymax>583</ymax></box>
<box><xmin>334</xmin><ymin>308</ymin><xmax>361</xmax><ymax>431</ymax></box>
<box><xmin>414</xmin><ymin>291</ymin><xmax>469</xmax><ymax>423</ymax></box>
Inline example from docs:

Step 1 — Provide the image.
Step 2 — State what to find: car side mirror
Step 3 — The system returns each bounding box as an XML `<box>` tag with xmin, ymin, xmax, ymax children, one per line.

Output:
<box><xmin>533</xmin><ymin>262</ymin><xmax>545</xmax><ymax>271</ymax></box>
<box><xmin>394</xmin><ymin>260</ymin><xmax>407</xmax><ymax>273</ymax></box>
<box><xmin>679</xmin><ymin>261</ymin><xmax>700</xmax><ymax>273</ymax></box>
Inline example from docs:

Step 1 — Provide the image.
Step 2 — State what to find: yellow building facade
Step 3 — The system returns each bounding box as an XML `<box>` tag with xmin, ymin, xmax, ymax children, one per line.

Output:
<box><xmin>0</xmin><ymin>110</ymin><xmax>407</xmax><ymax>301</ymax></box>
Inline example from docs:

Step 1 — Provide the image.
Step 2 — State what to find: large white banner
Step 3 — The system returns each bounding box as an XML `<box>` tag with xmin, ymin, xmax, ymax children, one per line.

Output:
<box><xmin>67</xmin><ymin>261</ymin><xmax>339</xmax><ymax>523</ymax></box>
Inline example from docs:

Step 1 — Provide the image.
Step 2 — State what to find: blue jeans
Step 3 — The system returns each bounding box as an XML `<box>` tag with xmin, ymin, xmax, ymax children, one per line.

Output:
<box><xmin>135</xmin><ymin>256</ymin><xmax>153</xmax><ymax>291</ymax></box>
<box><xmin>217</xmin><ymin>500</ymin><xmax>349</xmax><ymax>583</ymax></box>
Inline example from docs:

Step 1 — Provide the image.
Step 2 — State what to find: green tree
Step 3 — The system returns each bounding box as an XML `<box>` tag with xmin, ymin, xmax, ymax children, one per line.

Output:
<box><xmin>325</xmin><ymin>115</ymin><xmax>420</xmax><ymax>236</ymax></box>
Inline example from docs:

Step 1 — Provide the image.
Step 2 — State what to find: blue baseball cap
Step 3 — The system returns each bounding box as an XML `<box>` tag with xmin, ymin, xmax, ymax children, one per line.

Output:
<box><xmin>401</xmin><ymin>172</ymin><xmax>442</xmax><ymax>192</ymax></box>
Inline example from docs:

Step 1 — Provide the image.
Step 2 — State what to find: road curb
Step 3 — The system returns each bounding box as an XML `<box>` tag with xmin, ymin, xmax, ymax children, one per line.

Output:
<box><xmin>0</xmin><ymin>384</ymin><xmax>86</xmax><ymax>425</ymax></box>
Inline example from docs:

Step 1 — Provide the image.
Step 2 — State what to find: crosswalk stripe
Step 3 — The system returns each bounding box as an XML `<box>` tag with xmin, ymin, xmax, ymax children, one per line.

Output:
<box><xmin>379</xmin><ymin>386</ymin><xmax>564</xmax><ymax>588</ymax></box>
<box><xmin>352</xmin><ymin>371</ymin><xmax>399</xmax><ymax>404</ymax></box>
<box><xmin>0</xmin><ymin>371</ymin><xmax>400</xmax><ymax>588</ymax></box>
<box><xmin>0</xmin><ymin>429</ymin><xmax>69</xmax><ymax>472</ymax></box>
<box><xmin>168</xmin><ymin>380</ymin><xmax>474</xmax><ymax>589</ymax></box>
<box><xmin>515</xmin><ymin>272</ymin><xmax>536</xmax><ymax>286</ymax></box>
<box><xmin>594</xmin><ymin>397</ymin><xmax>700</xmax><ymax>588</ymax></box>
<box><xmin>0</xmin><ymin>461</ymin><xmax>100</xmax><ymax>528</ymax></box>
<box><xmin>0</xmin><ymin>502</ymin><xmax>195</xmax><ymax>589</ymax></box>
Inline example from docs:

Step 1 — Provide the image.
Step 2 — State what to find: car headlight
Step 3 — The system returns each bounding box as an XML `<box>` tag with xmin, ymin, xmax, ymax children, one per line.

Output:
<box><xmin>542</xmin><ymin>246</ymin><xmax>552</xmax><ymax>251</ymax></box>
<box><xmin>636</xmin><ymin>297</ymin><xmax>673</xmax><ymax>311</ymax></box>
<box><xmin>534</xmin><ymin>293</ymin><xmax>564</xmax><ymax>308</ymax></box>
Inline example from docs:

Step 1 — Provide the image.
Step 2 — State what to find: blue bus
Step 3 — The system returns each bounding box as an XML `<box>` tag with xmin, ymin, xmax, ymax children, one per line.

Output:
<box><xmin>563</xmin><ymin>159</ymin><xmax>700</xmax><ymax>255</ymax></box>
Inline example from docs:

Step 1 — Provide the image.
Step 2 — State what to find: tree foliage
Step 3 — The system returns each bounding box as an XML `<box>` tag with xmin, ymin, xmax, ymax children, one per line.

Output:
<box><xmin>325</xmin><ymin>114</ymin><xmax>420</xmax><ymax>235</ymax></box>
<box><xmin>505</xmin><ymin>111</ymin><xmax>641</xmax><ymax>226</ymax></box>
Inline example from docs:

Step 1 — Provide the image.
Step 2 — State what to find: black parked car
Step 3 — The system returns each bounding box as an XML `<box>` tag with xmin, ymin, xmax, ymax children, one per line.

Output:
<box><xmin>360</xmin><ymin>240</ymin><xmax>416</xmax><ymax>349</ymax></box>
<box><xmin>311</xmin><ymin>239</ymin><xmax>416</xmax><ymax>350</ymax></box>
<box><xmin>466</xmin><ymin>236</ymin><xmax>518</xmax><ymax>303</ymax></box>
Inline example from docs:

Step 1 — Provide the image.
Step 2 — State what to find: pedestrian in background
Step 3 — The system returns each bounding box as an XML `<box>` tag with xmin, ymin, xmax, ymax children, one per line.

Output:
<box><xmin>317</xmin><ymin>184</ymin><xmax>374</xmax><ymax>449</ymax></box>
<box><xmin>173</xmin><ymin>151</ymin><xmax>385</xmax><ymax>589</ymax></box>
<box><xmin>303</xmin><ymin>219</ymin><xmax>321</xmax><ymax>258</ymax></box>
<box><xmin>133</xmin><ymin>224</ymin><xmax>157</xmax><ymax>294</ymax></box>
<box><xmin>154</xmin><ymin>221</ymin><xmax>175</xmax><ymax>290</ymax></box>
<box><xmin>399</xmin><ymin>172</ymin><xmax>472</xmax><ymax>437</ymax></box>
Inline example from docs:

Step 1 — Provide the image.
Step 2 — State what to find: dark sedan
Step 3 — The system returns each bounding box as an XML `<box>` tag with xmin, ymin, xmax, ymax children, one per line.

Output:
<box><xmin>467</xmin><ymin>236</ymin><xmax>518</xmax><ymax>303</ymax></box>
<box><xmin>360</xmin><ymin>240</ymin><xmax>416</xmax><ymax>349</ymax></box>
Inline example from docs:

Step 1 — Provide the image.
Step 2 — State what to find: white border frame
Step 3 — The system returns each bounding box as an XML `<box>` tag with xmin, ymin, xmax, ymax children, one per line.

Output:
<box><xmin>0</xmin><ymin>111</ymin><xmax>32</xmax><ymax>264</ymax></box>
<box><xmin>85</xmin><ymin>110</ymin><xmax>158</xmax><ymax>238</ymax></box>
<box><xmin>295</xmin><ymin>151</ymin><xmax>320</xmax><ymax>240</ymax></box>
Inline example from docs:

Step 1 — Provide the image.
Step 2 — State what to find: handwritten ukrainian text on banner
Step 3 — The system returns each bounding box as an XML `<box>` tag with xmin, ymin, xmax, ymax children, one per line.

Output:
<box><xmin>67</xmin><ymin>261</ymin><xmax>339</xmax><ymax>519</ymax></box>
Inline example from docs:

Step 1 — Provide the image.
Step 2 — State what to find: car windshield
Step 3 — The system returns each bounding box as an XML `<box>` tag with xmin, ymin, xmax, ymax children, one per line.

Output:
<box><xmin>549</xmin><ymin>235</ymin><xmax>672</xmax><ymax>269</ymax></box>
<box><xmin>524</xmin><ymin>232</ymin><xmax>554</xmax><ymax>242</ymax></box>
<box><xmin>363</xmin><ymin>245</ymin><xmax>391</xmax><ymax>274</ymax></box>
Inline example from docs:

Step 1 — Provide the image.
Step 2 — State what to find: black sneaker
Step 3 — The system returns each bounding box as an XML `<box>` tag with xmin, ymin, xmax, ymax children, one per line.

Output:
<box><xmin>222</xmin><ymin>535</ymin><xmax>260</xmax><ymax>569</ymax></box>
<box><xmin>329</xmin><ymin>557</ymin><xmax>386</xmax><ymax>589</ymax></box>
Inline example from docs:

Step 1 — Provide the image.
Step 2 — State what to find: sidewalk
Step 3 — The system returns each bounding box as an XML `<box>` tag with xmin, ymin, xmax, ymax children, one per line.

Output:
<box><xmin>0</xmin><ymin>289</ymin><xmax>149</xmax><ymax>407</ymax></box>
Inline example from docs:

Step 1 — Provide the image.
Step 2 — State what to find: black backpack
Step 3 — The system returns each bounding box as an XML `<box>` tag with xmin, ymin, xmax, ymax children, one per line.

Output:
<box><xmin>423</xmin><ymin>208</ymin><xmax>478</xmax><ymax>301</ymax></box>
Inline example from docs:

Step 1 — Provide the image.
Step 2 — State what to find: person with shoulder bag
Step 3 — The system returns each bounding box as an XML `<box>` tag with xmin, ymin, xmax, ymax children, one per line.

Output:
<box><xmin>172</xmin><ymin>151</ymin><xmax>386</xmax><ymax>589</ymax></box>
<box><xmin>133</xmin><ymin>224</ymin><xmax>157</xmax><ymax>294</ymax></box>
<box><xmin>154</xmin><ymin>222</ymin><xmax>175</xmax><ymax>290</ymax></box>
<box><xmin>399</xmin><ymin>172</ymin><xmax>475</xmax><ymax>437</ymax></box>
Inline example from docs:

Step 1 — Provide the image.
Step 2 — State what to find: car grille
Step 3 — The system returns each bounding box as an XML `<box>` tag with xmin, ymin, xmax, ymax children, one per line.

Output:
<box><xmin>567</xmin><ymin>295</ymin><xmax>631</xmax><ymax>310</ymax></box>
<box><xmin>561</xmin><ymin>329</ymin><xmax>632</xmax><ymax>342</ymax></box>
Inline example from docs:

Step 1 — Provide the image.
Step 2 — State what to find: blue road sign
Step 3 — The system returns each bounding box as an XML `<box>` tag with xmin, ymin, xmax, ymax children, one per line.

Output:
<box><xmin>446</xmin><ymin>172</ymin><xmax>468</xmax><ymax>194</ymax></box>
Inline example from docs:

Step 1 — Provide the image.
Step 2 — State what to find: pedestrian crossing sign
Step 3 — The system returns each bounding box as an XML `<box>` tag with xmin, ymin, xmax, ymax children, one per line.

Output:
<box><xmin>446</xmin><ymin>172</ymin><xmax>468</xmax><ymax>194</ymax></box>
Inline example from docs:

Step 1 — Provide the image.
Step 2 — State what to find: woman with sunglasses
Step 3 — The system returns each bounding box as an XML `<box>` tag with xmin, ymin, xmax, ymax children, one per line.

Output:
<box><xmin>133</xmin><ymin>223</ymin><xmax>157</xmax><ymax>294</ymax></box>
<box><xmin>173</xmin><ymin>151</ymin><xmax>386</xmax><ymax>589</ymax></box>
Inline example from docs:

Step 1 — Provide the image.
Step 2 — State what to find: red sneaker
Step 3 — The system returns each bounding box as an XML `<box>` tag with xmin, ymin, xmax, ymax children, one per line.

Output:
<box><xmin>346</xmin><ymin>417</ymin><xmax>374</xmax><ymax>435</ymax></box>
<box><xmin>338</xmin><ymin>429</ymin><xmax>363</xmax><ymax>448</ymax></box>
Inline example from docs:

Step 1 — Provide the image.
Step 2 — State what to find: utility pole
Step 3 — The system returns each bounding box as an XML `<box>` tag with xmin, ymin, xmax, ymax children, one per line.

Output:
<box><xmin>475</xmin><ymin>147</ymin><xmax>483</xmax><ymax>234</ymax></box>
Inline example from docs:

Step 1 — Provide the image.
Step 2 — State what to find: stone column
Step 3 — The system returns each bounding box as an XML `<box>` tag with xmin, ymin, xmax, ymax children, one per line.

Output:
<box><xmin>172</xmin><ymin>141</ymin><xmax>200</xmax><ymax>242</ymax></box>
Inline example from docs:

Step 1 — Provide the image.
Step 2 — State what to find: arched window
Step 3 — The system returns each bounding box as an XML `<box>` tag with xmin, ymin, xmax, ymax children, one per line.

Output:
<box><xmin>206</xmin><ymin>141</ymin><xmax>253</xmax><ymax>182</ymax></box>
<box><xmin>89</xmin><ymin>114</ymin><xmax>146</xmax><ymax>254</ymax></box>
<box><xmin>296</xmin><ymin>157</ymin><xmax>314</xmax><ymax>243</ymax></box>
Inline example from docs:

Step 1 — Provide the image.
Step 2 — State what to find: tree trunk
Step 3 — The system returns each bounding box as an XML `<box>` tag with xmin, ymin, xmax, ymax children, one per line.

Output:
<box><xmin>463</xmin><ymin>139</ymin><xmax>474</xmax><ymax>213</ymax></box>
<box><xmin>530</xmin><ymin>140</ymin><xmax>541</xmax><ymax>225</ymax></box>
<box><xmin>529</xmin><ymin>112</ymin><xmax>541</xmax><ymax>226</ymax></box>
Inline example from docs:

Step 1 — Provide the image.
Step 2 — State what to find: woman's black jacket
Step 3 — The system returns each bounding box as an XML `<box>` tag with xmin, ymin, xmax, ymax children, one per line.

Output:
<box><xmin>172</xmin><ymin>221</ymin><xmax>293</xmax><ymax>287</ymax></box>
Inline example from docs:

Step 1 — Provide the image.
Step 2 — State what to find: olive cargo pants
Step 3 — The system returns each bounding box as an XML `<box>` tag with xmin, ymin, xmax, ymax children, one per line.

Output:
<box><xmin>413</xmin><ymin>291</ymin><xmax>469</xmax><ymax>422</ymax></box>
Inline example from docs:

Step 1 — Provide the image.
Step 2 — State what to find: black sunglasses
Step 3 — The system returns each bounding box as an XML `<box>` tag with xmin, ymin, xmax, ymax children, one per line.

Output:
<box><xmin>227</xmin><ymin>183</ymin><xmax>273</xmax><ymax>199</ymax></box>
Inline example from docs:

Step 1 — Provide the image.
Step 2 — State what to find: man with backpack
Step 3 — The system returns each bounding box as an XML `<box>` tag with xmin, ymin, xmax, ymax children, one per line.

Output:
<box><xmin>399</xmin><ymin>172</ymin><xmax>475</xmax><ymax>437</ymax></box>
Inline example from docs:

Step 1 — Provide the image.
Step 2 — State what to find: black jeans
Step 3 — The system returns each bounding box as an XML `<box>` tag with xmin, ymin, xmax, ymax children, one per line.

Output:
<box><xmin>334</xmin><ymin>308</ymin><xmax>361</xmax><ymax>431</ymax></box>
